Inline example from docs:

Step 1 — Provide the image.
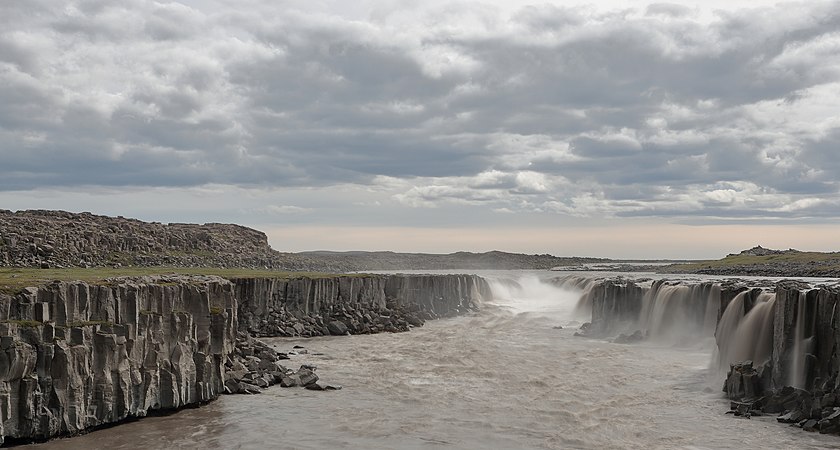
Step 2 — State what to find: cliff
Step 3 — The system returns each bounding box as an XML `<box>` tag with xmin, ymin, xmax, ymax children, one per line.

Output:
<box><xmin>0</xmin><ymin>276</ymin><xmax>237</xmax><ymax>445</ymax></box>
<box><xmin>234</xmin><ymin>274</ymin><xmax>492</xmax><ymax>337</ymax></box>
<box><xmin>0</xmin><ymin>272</ymin><xmax>492</xmax><ymax>444</ymax></box>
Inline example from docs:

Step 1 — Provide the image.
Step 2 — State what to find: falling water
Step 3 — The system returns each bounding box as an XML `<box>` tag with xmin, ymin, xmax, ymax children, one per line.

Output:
<box><xmin>548</xmin><ymin>275</ymin><xmax>600</xmax><ymax>320</ymax></box>
<box><xmin>638</xmin><ymin>281</ymin><xmax>717</xmax><ymax>344</ymax></box>
<box><xmin>789</xmin><ymin>290</ymin><xmax>813</xmax><ymax>389</ymax></box>
<box><xmin>712</xmin><ymin>290</ymin><xmax>776</xmax><ymax>382</ymax></box>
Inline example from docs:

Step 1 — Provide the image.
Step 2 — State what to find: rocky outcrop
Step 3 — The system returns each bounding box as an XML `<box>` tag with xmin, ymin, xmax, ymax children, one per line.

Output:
<box><xmin>0</xmin><ymin>276</ymin><xmax>237</xmax><ymax>445</ymax></box>
<box><xmin>0</xmin><ymin>209</ymin><xmax>350</xmax><ymax>271</ymax></box>
<box><xmin>721</xmin><ymin>282</ymin><xmax>840</xmax><ymax>434</ymax></box>
<box><xmin>234</xmin><ymin>274</ymin><xmax>493</xmax><ymax>338</ymax></box>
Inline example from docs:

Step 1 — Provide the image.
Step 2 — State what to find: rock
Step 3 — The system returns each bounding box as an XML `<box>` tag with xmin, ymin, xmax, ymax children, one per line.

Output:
<box><xmin>724</xmin><ymin>361</ymin><xmax>762</xmax><ymax>401</ymax></box>
<box><xmin>613</xmin><ymin>330</ymin><xmax>644</xmax><ymax>344</ymax></box>
<box><xmin>552</xmin><ymin>325</ymin><xmax>563</xmax><ymax>330</ymax></box>
<box><xmin>327</xmin><ymin>320</ymin><xmax>349</xmax><ymax>336</ymax></box>
<box><xmin>305</xmin><ymin>381</ymin><xmax>342</xmax><ymax>391</ymax></box>
<box><xmin>819</xmin><ymin>408</ymin><xmax>840</xmax><ymax>434</ymax></box>
<box><xmin>802</xmin><ymin>419</ymin><xmax>819</xmax><ymax>432</ymax></box>
<box><xmin>778</xmin><ymin>410</ymin><xmax>806</xmax><ymax>424</ymax></box>
<box><xmin>296</xmin><ymin>367</ymin><xmax>319</xmax><ymax>387</ymax></box>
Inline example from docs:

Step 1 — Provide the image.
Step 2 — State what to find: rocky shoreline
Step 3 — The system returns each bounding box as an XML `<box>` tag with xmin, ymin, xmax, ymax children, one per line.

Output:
<box><xmin>0</xmin><ymin>273</ymin><xmax>491</xmax><ymax>445</ymax></box>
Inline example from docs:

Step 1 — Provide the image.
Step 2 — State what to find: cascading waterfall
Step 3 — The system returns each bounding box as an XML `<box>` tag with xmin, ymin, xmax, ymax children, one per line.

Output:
<box><xmin>548</xmin><ymin>275</ymin><xmax>600</xmax><ymax>320</ymax></box>
<box><xmin>789</xmin><ymin>290</ymin><xmax>816</xmax><ymax>389</ymax></box>
<box><xmin>638</xmin><ymin>281</ymin><xmax>718</xmax><ymax>343</ymax></box>
<box><xmin>702</xmin><ymin>284</ymin><xmax>721</xmax><ymax>335</ymax></box>
<box><xmin>714</xmin><ymin>291</ymin><xmax>776</xmax><ymax>380</ymax></box>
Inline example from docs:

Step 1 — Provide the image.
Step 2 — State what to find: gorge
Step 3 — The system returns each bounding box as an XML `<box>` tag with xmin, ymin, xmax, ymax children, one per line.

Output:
<box><xmin>0</xmin><ymin>273</ymin><xmax>491</xmax><ymax>445</ymax></box>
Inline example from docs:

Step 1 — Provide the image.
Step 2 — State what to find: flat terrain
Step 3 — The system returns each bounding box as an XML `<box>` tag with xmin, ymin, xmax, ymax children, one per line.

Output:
<box><xmin>661</xmin><ymin>251</ymin><xmax>840</xmax><ymax>278</ymax></box>
<box><xmin>0</xmin><ymin>267</ymin><xmax>363</xmax><ymax>294</ymax></box>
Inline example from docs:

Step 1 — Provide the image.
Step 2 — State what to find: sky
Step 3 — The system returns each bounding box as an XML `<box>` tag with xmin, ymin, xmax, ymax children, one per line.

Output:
<box><xmin>1</xmin><ymin>0</ymin><xmax>839</xmax><ymax>259</ymax></box>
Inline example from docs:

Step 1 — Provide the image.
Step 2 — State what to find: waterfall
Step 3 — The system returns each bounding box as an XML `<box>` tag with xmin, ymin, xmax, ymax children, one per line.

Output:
<box><xmin>548</xmin><ymin>275</ymin><xmax>600</xmax><ymax>320</ymax></box>
<box><xmin>713</xmin><ymin>291</ymin><xmax>776</xmax><ymax>380</ymax></box>
<box><xmin>638</xmin><ymin>281</ymin><xmax>716</xmax><ymax>342</ymax></box>
<box><xmin>788</xmin><ymin>290</ymin><xmax>815</xmax><ymax>389</ymax></box>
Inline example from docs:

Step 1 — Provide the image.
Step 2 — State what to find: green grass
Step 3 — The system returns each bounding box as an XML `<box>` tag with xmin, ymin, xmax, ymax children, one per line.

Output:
<box><xmin>667</xmin><ymin>251</ymin><xmax>840</xmax><ymax>272</ymax></box>
<box><xmin>1</xmin><ymin>319</ymin><xmax>42</xmax><ymax>328</ymax></box>
<box><xmin>0</xmin><ymin>267</ymin><xmax>371</xmax><ymax>294</ymax></box>
<box><xmin>64</xmin><ymin>320</ymin><xmax>114</xmax><ymax>328</ymax></box>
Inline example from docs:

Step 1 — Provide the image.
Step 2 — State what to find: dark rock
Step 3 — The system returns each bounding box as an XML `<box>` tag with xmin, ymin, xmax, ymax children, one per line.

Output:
<box><xmin>613</xmin><ymin>330</ymin><xmax>644</xmax><ymax>344</ymax></box>
<box><xmin>305</xmin><ymin>381</ymin><xmax>342</xmax><ymax>391</ymax></box>
<box><xmin>327</xmin><ymin>320</ymin><xmax>349</xmax><ymax>336</ymax></box>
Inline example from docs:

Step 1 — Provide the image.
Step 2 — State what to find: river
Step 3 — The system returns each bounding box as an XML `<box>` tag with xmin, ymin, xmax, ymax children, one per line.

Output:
<box><xmin>27</xmin><ymin>271</ymin><xmax>840</xmax><ymax>449</ymax></box>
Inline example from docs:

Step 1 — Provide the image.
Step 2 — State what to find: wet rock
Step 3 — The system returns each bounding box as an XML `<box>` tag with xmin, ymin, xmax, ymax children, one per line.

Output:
<box><xmin>613</xmin><ymin>330</ymin><xmax>644</xmax><ymax>344</ymax></box>
<box><xmin>305</xmin><ymin>381</ymin><xmax>342</xmax><ymax>391</ymax></box>
<box><xmin>327</xmin><ymin>321</ymin><xmax>349</xmax><ymax>336</ymax></box>
<box><xmin>296</xmin><ymin>367</ymin><xmax>319</xmax><ymax>387</ymax></box>
<box><xmin>778</xmin><ymin>409</ymin><xmax>806</xmax><ymax>424</ymax></box>
<box><xmin>819</xmin><ymin>408</ymin><xmax>840</xmax><ymax>434</ymax></box>
<box><xmin>724</xmin><ymin>361</ymin><xmax>762</xmax><ymax>401</ymax></box>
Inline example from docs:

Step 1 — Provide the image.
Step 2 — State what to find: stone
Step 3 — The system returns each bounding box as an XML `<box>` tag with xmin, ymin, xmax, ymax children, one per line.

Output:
<box><xmin>327</xmin><ymin>320</ymin><xmax>349</xmax><ymax>336</ymax></box>
<box><xmin>296</xmin><ymin>367</ymin><xmax>319</xmax><ymax>387</ymax></box>
<box><xmin>305</xmin><ymin>381</ymin><xmax>342</xmax><ymax>391</ymax></box>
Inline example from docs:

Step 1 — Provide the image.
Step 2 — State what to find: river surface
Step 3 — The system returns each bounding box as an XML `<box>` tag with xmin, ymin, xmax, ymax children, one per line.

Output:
<box><xmin>28</xmin><ymin>271</ymin><xmax>840</xmax><ymax>449</ymax></box>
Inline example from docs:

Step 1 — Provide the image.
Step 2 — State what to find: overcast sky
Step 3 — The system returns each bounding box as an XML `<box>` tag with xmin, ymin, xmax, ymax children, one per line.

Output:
<box><xmin>1</xmin><ymin>0</ymin><xmax>839</xmax><ymax>259</ymax></box>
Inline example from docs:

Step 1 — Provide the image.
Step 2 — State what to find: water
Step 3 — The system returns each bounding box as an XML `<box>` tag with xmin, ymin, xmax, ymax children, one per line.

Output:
<box><xmin>28</xmin><ymin>271</ymin><xmax>840</xmax><ymax>449</ymax></box>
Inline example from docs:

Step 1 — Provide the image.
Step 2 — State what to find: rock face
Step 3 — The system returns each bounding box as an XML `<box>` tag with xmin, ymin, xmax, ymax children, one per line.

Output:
<box><xmin>0</xmin><ymin>273</ymin><xmax>491</xmax><ymax>444</ymax></box>
<box><xmin>234</xmin><ymin>274</ymin><xmax>493</xmax><ymax>337</ymax></box>
<box><xmin>0</xmin><ymin>276</ymin><xmax>237</xmax><ymax>445</ymax></box>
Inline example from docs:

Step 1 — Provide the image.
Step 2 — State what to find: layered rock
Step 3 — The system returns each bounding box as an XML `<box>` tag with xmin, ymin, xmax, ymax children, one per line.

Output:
<box><xmin>0</xmin><ymin>276</ymin><xmax>237</xmax><ymax>445</ymax></box>
<box><xmin>234</xmin><ymin>274</ymin><xmax>492</xmax><ymax>337</ymax></box>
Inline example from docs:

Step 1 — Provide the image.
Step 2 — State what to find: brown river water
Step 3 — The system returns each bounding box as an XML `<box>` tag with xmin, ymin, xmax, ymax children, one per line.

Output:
<box><xmin>27</xmin><ymin>272</ymin><xmax>840</xmax><ymax>449</ymax></box>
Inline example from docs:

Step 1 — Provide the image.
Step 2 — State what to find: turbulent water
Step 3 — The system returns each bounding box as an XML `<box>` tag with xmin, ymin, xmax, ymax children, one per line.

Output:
<box><xmin>28</xmin><ymin>271</ymin><xmax>840</xmax><ymax>449</ymax></box>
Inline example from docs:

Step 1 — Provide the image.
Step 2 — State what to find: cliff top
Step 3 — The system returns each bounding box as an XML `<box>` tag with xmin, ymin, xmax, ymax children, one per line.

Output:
<box><xmin>661</xmin><ymin>248</ymin><xmax>840</xmax><ymax>277</ymax></box>
<box><xmin>0</xmin><ymin>267</ymin><xmax>374</xmax><ymax>295</ymax></box>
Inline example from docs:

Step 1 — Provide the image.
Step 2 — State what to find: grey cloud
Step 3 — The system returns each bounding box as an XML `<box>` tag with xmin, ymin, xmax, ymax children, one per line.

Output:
<box><xmin>0</xmin><ymin>0</ymin><xmax>839</xmax><ymax>223</ymax></box>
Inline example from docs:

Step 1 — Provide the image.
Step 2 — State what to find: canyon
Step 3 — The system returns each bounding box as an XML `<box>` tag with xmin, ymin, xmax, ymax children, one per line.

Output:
<box><xmin>0</xmin><ymin>273</ymin><xmax>490</xmax><ymax>444</ymax></box>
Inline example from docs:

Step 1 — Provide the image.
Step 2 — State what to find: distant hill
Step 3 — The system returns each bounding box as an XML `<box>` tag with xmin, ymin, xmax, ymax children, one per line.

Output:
<box><xmin>661</xmin><ymin>246</ymin><xmax>840</xmax><ymax>277</ymax></box>
<box><xmin>298</xmin><ymin>250</ymin><xmax>608</xmax><ymax>271</ymax></box>
<box><xmin>0</xmin><ymin>209</ymin><xmax>604</xmax><ymax>272</ymax></box>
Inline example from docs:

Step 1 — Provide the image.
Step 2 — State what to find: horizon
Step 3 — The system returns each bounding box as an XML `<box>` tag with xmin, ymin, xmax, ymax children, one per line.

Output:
<box><xmin>2</xmin><ymin>1</ymin><xmax>839</xmax><ymax>259</ymax></box>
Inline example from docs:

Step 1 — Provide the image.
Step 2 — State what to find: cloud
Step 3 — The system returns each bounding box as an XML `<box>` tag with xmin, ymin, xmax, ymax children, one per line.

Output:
<box><xmin>0</xmin><ymin>0</ymin><xmax>839</xmax><ymax>226</ymax></box>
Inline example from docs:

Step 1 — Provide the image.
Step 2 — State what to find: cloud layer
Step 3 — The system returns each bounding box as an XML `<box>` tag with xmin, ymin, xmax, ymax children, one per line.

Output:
<box><xmin>2</xmin><ymin>0</ymin><xmax>839</xmax><ymax>238</ymax></box>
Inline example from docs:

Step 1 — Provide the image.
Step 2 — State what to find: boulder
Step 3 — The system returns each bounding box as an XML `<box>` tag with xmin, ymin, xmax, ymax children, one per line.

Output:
<box><xmin>327</xmin><ymin>321</ymin><xmax>349</xmax><ymax>336</ymax></box>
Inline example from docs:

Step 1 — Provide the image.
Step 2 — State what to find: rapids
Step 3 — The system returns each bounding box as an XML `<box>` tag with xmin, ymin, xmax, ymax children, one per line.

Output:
<box><xmin>27</xmin><ymin>271</ymin><xmax>839</xmax><ymax>449</ymax></box>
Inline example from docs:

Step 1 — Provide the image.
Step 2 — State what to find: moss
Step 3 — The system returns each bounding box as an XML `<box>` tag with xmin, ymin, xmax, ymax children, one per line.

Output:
<box><xmin>140</xmin><ymin>309</ymin><xmax>161</xmax><ymax>316</ymax></box>
<box><xmin>1</xmin><ymin>319</ymin><xmax>42</xmax><ymax>328</ymax></box>
<box><xmin>210</xmin><ymin>306</ymin><xmax>224</xmax><ymax>315</ymax></box>
<box><xmin>0</xmin><ymin>267</ymin><xmax>351</xmax><ymax>292</ymax></box>
<box><xmin>65</xmin><ymin>320</ymin><xmax>114</xmax><ymax>327</ymax></box>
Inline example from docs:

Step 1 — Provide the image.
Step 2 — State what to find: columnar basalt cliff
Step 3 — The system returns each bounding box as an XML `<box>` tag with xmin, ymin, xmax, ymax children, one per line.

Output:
<box><xmin>0</xmin><ymin>276</ymin><xmax>238</xmax><ymax>445</ymax></box>
<box><xmin>0</xmin><ymin>273</ymin><xmax>491</xmax><ymax>444</ymax></box>
<box><xmin>234</xmin><ymin>274</ymin><xmax>492</xmax><ymax>338</ymax></box>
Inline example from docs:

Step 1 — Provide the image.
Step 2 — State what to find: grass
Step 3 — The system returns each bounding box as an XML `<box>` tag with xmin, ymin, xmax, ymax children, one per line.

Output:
<box><xmin>666</xmin><ymin>251</ymin><xmax>840</xmax><ymax>272</ymax></box>
<box><xmin>0</xmin><ymin>267</ymin><xmax>371</xmax><ymax>294</ymax></box>
<box><xmin>0</xmin><ymin>319</ymin><xmax>42</xmax><ymax>328</ymax></box>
